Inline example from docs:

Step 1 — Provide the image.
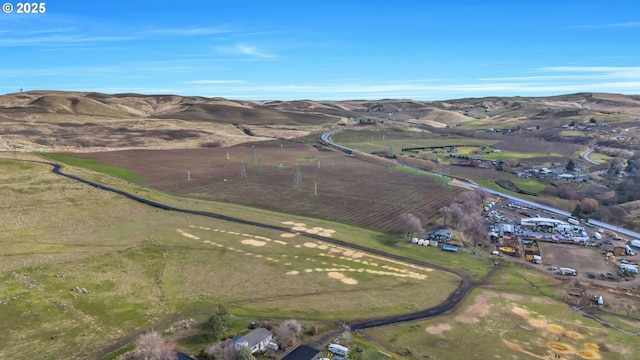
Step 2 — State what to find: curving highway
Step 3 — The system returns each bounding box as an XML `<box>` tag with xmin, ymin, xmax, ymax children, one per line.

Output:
<box><xmin>19</xmin><ymin>159</ymin><xmax>476</xmax><ymax>331</ymax></box>
<box><xmin>320</xmin><ymin>129</ymin><xmax>640</xmax><ymax>241</ymax></box>
<box><xmin>583</xmin><ymin>148</ymin><xmax>599</xmax><ymax>165</ymax></box>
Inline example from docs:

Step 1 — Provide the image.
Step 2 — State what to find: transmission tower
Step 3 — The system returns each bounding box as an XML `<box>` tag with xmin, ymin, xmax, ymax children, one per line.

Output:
<box><xmin>239</xmin><ymin>160</ymin><xmax>247</xmax><ymax>179</ymax></box>
<box><xmin>251</xmin><ymin>145</ymin><xmax>257</xmax><ymax>164</ymax></box>
<box><xmin>293</xmin><ymin>163</ymin><xmax>302</xmax><ymax>185</ymax></box>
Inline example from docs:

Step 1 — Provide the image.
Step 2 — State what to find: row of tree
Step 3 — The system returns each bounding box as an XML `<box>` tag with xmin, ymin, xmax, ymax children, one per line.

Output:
<box><xmin>438</xmin><ymin>189</ymin><xmax>489</xmax><ymax>246</ymax></box>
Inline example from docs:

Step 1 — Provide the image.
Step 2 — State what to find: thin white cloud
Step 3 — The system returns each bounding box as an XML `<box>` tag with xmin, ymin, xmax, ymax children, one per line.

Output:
<box><xmin>182</xmin><ymin>80</ymin><xmax>246</xmax><ymax>84</ymax></box>
<box><xmin>570</xmin><ymin>21</ymin><xmax>640</xmax><ymax>30</ymax></box>
<box><xmin>180</xmin><ymin>77</ymin><xmax>640</xmax><ymax>100</ymax></box>
<box><xmin>0</xmin><ymin>34</ymin><xmax>138</xmax><ymax>46</ymax></box>
<box><xmin>215</xmin><ymin>44</ymin><xmax>275</xmax><ymax>59</ymax></box>
<box><xmin>147</xmin><ymin>26</ymin><xmax>233</xmax><ymax>36</ymax></box>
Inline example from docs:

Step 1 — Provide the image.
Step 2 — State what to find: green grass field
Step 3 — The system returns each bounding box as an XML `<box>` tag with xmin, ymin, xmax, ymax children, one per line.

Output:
<box><xmin>40</xmin><ymin>153</ymin><xmax>144</xmax><ymax>180</ymax></box>
<box><xmin>480</xmin><ymin>151</ymin><xmax>564</xmax><ymax>161</ymax></box>
<box><xmin>358</xmin><ymin>261</ymin><xmax>640</xmax><ymax>359</ymax></box>
<box><xmin>511</xmin><ymin>178</ymin><xmax>547</xmax><ymax>194</ymax></box>
<box><xmin>587</xmin><ymin>152</ymin><xmax>613</xmax><ymax>164</ymax></box>
<box><xmin>0</xmin><ymin>158</ymin><xmax>464</xmax><ymax>359</ymax></box>
<box><xmin>330</xmin><ymin>130</ymin><xmax>497</xmax><ymax>153</ymax></box>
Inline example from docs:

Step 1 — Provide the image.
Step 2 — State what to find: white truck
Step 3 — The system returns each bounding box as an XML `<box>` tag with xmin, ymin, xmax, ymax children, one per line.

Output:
<box><xmin>567</xmin><ymin>218</ymin><xmax>580</xmax><ymax>226</ymax></box>
<box><xmin>630</xmin><ymin>239</ymin><xmax>640</xmax><ymax>249</ymax></box>
<box><xmin>593</xmin><ymin>232</ymin><xmax>602</xmax><ymax>240</ymax></box>
<box><xmin>557</xmin><ymin>267</ymin><xmax>577</xmax><ymax>276</ymax></box>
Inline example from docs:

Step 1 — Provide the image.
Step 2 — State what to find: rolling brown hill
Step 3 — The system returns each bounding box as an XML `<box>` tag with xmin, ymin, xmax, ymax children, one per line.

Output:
<box><xmin>1</xmin><ymin>91</ymin><xmax>639</xmax><ymax>152</ymax></box>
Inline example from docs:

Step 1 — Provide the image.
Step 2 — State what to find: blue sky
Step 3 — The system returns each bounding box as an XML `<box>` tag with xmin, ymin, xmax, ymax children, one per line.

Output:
<box><xmin>1</xmin><ymin>0</ymin><xmax>639</xmax><ymax>100</ymax></box>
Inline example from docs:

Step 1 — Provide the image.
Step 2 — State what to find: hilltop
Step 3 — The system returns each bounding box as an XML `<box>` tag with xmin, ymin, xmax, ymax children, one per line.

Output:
<box><xmin>1</xmin><ymin>91</ymin><xmax>639</xmax><ymax>152</ymax></box>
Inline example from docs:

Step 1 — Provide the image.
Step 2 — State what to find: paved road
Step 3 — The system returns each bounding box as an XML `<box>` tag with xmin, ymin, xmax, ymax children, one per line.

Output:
<box><xmin>320</xmin><ymin>129</ymin><xmax>640</xmax><ymax>241</ymax></box>
<box><xmin>583</xmin><ymin>148</ymin><xmax>598</xmax><ymax>165</ymax></box>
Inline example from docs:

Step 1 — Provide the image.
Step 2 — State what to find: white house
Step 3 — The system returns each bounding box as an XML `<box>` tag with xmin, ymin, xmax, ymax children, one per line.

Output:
<box><xmin>234</xmin><ymin>328</ymin><xmax>274</xmax><ymax>354</ymax></box>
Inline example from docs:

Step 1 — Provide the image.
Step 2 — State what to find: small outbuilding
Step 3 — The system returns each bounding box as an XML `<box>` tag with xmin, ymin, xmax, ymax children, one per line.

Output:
<box><xmin>611</xmin><ymin>240</ymin><xmax>627</xmax><ymax>256</ymax></box>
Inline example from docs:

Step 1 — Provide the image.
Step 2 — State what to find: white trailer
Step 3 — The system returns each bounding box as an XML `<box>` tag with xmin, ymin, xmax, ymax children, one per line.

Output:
<box><xmin>593</xmin><ymin>232</ymin><xmax>602</xmax><ymax>240</ymax></box>
<box><xmin>557</xmin><ymin>267</ymin><xmax>577</xmax><ymax>276</ymax></box>
<box><xmin>630</xmin><ymin>240</ymin><xmax>640</xmax><ymax>249</ymax></box>
<box><xmin>568</xmin><ymin>218</ymin><xmax>580</xmax><ymax>226</ymax></box>
<box><xmin>620</xmin><ymin>264</ymin><xmax>639</xmax><ymax>274</ymax></box>
<box><xmin>328</xmin><ymin>344</ymin><xmax>349</xmax><ymax>356</ymax></box>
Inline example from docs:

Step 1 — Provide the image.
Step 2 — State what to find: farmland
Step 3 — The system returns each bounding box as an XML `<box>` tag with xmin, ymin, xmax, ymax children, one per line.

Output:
<box><xmin>0</xmin><ymin>157</ymin><xmax>462</xmax><ymax>359</ymax></box>
<box><xmin>55</xmin><ymin>141</ymin><xmax>461</xmax><ymax>232</ymax></box>
<box><xmin>330</xmin><ymin>129</ymin><xmax>498</xmax><ymax>153</ymax></box>
<box><xmin>493</xmin><ymin>137</ymin><xmax>580</xmax><ymax>158</ymax></box>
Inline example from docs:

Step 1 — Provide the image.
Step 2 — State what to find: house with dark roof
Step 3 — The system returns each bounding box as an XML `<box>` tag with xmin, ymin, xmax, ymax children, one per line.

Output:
<box><xmin>281</xmin><ymin>345</ymin><xmax>320</xmax><ymax>360</ymax></box>
<box><xmin>233</xmin><ymin>328</ymin><xmax>274</xmax><ymax>354</ymax></box>
<box><xmin>431</xmin><ymin>229</ymin><xmax>453</xmax><ymax>242</ymax></box>
<box><xmin>176</xmin><ymin>352</ymin><xmax>196</xmax><ymax>360</ymax></box>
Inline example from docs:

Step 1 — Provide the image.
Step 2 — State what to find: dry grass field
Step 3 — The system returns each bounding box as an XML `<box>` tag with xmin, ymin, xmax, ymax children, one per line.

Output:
<box><xmin>358</xmin><ymin>264</ymin><xmax>640</xmax><ymax>359</ymax></box>
<box><xmin>0</xmin><ymin>91</ymin><xmax>339</xmax><ymax>153</ymax></box>
<box><xmin>0</xmin><ymin>156</ymin><xmax>461</xmax><ymax>359</ymax></box>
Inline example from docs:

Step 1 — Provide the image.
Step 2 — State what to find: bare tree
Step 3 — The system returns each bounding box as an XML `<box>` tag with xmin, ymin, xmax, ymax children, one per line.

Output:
<box><xmin>474</xmin><ymin>188</ymin><xmax>490</xmax><ymax>207</ymax></box>
<box><xmin>274</xmin><ymin>319</ymin><xmax>303</xmax><ymax>349</ymax></box>
<box><xmin>124</xmin><ymin>331</ymin><xmax>176</xmax><ymax>360</ymax></box>
<box><xmin>439</xmin><ymin>205</ymin><xmax>453</xmax><ymax>227</ymax></box>
<box><xmin>580</xmin><ymin>198</ymin><xmax>598</xmax><ymax>214</ymax></box>
<box><xmin>449</xmin><ymin>203</ymin><xmax>465</xmax><ymax>229</ymax></box>
<box><xmin>398</xmin><ymin>213</ymin><xmax>423</xmax><ymax>237</ymax></box>
<box><xmin>203</xmin><ymin>339</ymin><xmax>236</xmax><ymax>360</ymax></box>
<box><xmin>236</xmin><ymin>345</ymin><xmax>255</xmax><ymax>360</ymax></box>
<box><xmin>454</xmin><ymin>191</ymin><xmax>481</xmax><ymax>214</ymax></box>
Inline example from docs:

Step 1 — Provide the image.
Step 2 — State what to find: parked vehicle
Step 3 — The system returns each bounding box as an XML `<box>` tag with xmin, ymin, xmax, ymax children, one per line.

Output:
<box><xmin>328</xmin><ymin>344</ymin><xmax>349</xmax><ymax>356</ymax></box>
<box><xmin>568</xmin><ymin>218</ymin><xmax>580</xmax><ymax>225</ymax></box>
<box><xmin>557</xmin><ymin>267</ymin><xmax>577</xmax><ymax>276</ymax></box>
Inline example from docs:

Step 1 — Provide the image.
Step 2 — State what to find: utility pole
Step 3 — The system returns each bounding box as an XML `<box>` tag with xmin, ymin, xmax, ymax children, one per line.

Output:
<box><xmin>293</xmin><ymin>163</ymin><xmax>302</xmax><ymax>185</ymax></box>
<box><xmin>251</xmin><ymin>145</ymin><xmax>257</xmax><ymax>164</ymax></box>
<box><xmin>239</xmin><ymin>160</ymin><xmax>247</xmax><ymax>179</ymax></box>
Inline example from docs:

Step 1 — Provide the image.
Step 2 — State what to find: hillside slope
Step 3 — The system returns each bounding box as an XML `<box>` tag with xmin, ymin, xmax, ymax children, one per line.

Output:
<box><xmin>1</xmin><ymin>91</ymin><xmax>639</xmax><ymax>152</ymax></box>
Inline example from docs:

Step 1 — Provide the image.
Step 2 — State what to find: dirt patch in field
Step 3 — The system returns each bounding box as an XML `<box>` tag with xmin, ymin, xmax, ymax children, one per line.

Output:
<box><xmin>577</xmin><ymin>349</ymin><xmax>601</xmax><ymax>359</ymax></box>
<box><xmin>455</xmin><ymin>291</ymin><xmax>496</xmax><ymax>323</ymax></box>
<box><xmin>177</xmin><ymin>229</ymin><xmax>200</xmax><ymax>240</ymax></box>
<box><xmin>548</xmin><ymin>342</ymin><xmax>576</xmax><ymax>354</ymax></box>
<box><xmin>566</xmin><ymin>331</ymin><xmax>584</xmax><ymax>340</ymax></box>
<box><xmin>547</xmin><ymin>324</ymin><xmax>565</xmax><ymax>334</ymax></box>
<box><xmin>512</xmin><ymin>307</ymin><xmax>530</xmax><ymax>316</ymax></box>
<box><xmin>241</xmin><ymin>239</ymin><xmax>266</xmax><ymax>247</ymax></box>
<box><xmin>327</xmin><ymin>271</ymin><xmax>358</xmax><ymax>285</ymax></box>
<box><xmin>425</xmin><ymin>323</ymin><xmax>452</xmax><ymax>335</ymax></box>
